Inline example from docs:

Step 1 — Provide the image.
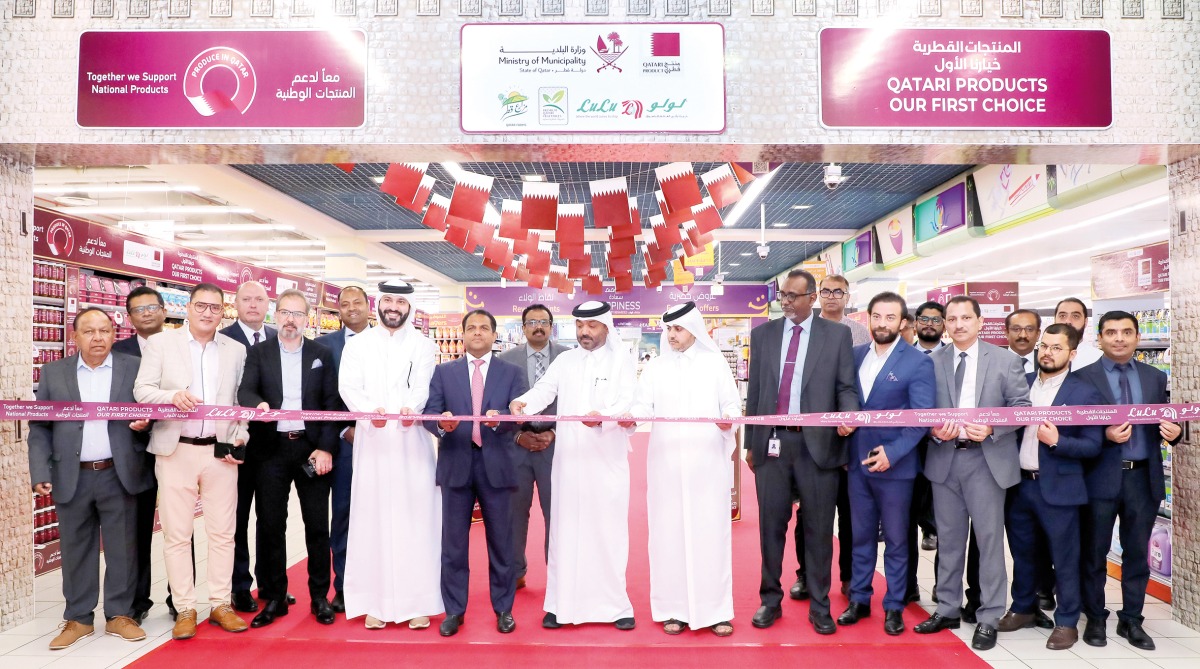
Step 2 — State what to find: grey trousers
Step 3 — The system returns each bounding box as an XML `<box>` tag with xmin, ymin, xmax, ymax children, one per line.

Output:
<box><xmin>57</xmin><ymin>467</ymin><xmax>139</xmax><ymax>625</ymax></box>
<box><xmin>510</xmin><ymin>445</ymin><xmax>553</xmax><ymax>579</ymax></box>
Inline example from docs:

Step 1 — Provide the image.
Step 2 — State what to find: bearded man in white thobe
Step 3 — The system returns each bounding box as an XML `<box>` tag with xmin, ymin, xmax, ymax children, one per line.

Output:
<box><xmin>338</xmin><ymin>280</ymin><xmax>444</xmax><ymax>630</ymax></box>
<box><xmin>621</xmin><ymin>301</ymin><xmax>740</xmax><ymax>637</ymax></box>
<box><xmin>511</xmin><ymin>301</ymin><xmax>637</xmax><ymax>631</ymax></box>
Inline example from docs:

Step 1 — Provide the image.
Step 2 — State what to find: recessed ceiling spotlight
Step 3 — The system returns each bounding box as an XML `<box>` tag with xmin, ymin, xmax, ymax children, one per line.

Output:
<box><xmin>522</xmin><ymin>174</ymin><xmax>547</xmax><ymax>182</ymax></box>
<box><xmin>791</xmin><ymin>205</ymin><xmax>812</xmax><ymax>210</ymax></box>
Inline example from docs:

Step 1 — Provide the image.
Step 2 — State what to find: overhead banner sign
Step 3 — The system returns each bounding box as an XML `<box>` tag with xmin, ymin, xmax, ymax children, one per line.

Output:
<box><xmin>818</xmin><ymin>28</ymin><xmax>1112</xmax><ymax>128</ymax></box>
<box><xmin>77</xmin><ymin>30</ymin><xmax>367</xmax><ymax>128</ymax></box>
<box><xmin>972</xmin><ymin>164</ymin><xmax>1052</xmax><ymax>230</ymax></box>
<box><xmin>464</xmin><ymin>284</ymin><xmax>767</xmax><ymax>318</ymax></box>
<box><xmin>1091</xmin><ymin>241</ymin><xmax>1170</xmax><ymax>300</ymax></box>
<box><xmin>460</xmin><ymin>23</ymin><xmax>726</xmax><ymax>133</ymax></box>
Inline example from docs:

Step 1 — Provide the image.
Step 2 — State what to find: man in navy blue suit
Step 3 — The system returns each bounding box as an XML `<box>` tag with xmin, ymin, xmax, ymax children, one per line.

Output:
<box><xmin>835</xmin><ymin>292</ymin><xmax>935</xmax><ymax>636</ymax></box>
<box><xmin>313</xmin><ymin>285</ymin><xmax>372</xmax><ymax>614</ymax></box>
<box><xmin>424</xmin><ymin>309</ymin><xmax>528</xmax><ymax>637</ymax></box>
<box><xmin>1073</xmin><ymin>311</ymin><xmax>1180</xmax><ymax>651</ymax></box>
<box><xmin>996</xmin><ymin>324</ymin><xmax>1104</xmax><ymax>651</ymax></box>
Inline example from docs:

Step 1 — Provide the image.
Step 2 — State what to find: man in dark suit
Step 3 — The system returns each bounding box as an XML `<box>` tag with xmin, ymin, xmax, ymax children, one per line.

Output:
<box><xmin>219</xmin><ymin>280</ymin><xmax>280</xmax><ymax>613</ymax></box>
<box><xmin>744</xmin><ymin>268</ymin><xmax>859</xmax><ymax>635</ymax></box>
<box><xmin>424</xmin><ymin>309</ymin><xmax>528</xmax><ymax>636</ymax></box>
<box><xmin>906</xmin><ymin>301</ymin><xmax>949</xmax><ymax>606</ymax></box>
<box><xmin>1074</xmin><ymin>310</ymin><xmax>1180</xmax><ymax>651</ymax></box>
<box><xmin>314</xmin><ymin>284</ymin><xmax>371</xmax><ymax>613</ymax></box>
<box><xmin>29</xmin><ymin>308</ymin><xmax>155</xmax><ymax>649</ymax></box>
<box><xmin>836</xmin><ymin>293</ymin><xmax>935</xmax><ymax>636</ymax></box>
<box><xmin>237</xmin><ymin>289</ymin><xmax>340</xmax><ymax>627</ymax></box>
<box><xmin>914</xmin><ymin>296</ymin><xmax>1030</xmax><ymax>651</ymax></box>
<box><xmin>996</xmin><ymin>324</ymin><xmax>1104</xmax><ymax>651</ymax></box>
<box><xmin>495</xmin><ymin>303</ymin><xmax>568</xmax><ymax>591</ymax></box>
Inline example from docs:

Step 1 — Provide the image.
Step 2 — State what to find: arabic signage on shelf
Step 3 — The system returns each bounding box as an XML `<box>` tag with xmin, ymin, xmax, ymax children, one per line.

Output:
<box><xmin>1091</xmin><ymin>241</ymin><xmax>1170</xmax><ymax>300</ymax></box>
<box><xmin>460</xmin><ymin>23</ymin><xmax>726</xmax><ymax>133</ymax></box>
<box><xmin>818</xmin><ymin>28</ymin><xmax>1112</xmax><ymax>128</ymax></box>
<box><xmin>77</xmin><ymin>30</ymin><xmax>367</xmax><ymax>128</ymax></box>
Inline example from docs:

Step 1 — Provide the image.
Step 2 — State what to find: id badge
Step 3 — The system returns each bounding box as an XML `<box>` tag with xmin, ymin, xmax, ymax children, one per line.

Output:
<box><xmin>768</xmin><ymin>438</ymin><xmax>782</xmax><ymax>458</ymax></box>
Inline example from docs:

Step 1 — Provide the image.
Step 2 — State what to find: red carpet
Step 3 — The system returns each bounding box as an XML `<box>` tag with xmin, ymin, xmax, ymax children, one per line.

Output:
<box><xmin>129</xmin><ymin>434</ymin><xmax>989</xmax><ymax>668</ymax></box>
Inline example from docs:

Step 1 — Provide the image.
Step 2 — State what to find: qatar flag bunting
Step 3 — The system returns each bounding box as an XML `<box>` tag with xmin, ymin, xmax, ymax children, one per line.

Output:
<box><xmin>527</xmin><ymin>243</ymin><xmax>552</xmax><ymax>275</ymax></box>
<box><xmin>443</xmin><ymin>223</ymin><xmax>470</xmax><ymax>251</ymax></box>
<box><xmin>501</xmin><ymin>262</ymin><xmax>519</xmax><ymax>280</ymax></box>
<box><xmin>582</xmin><ymin>272</ymin><xmax>604</xmax><ymax>295</ymax></box>
<box><xmin>650</xmin><ymin>214</ymin><xmax>683</xmax><ymax>249</ymax></box>
<box><xmin>692</xmin><ymin>198</ymin><xmax>724</xmax><ymax>234</ymax></box>
<box><xmin>606</xmin><ymin>254</ymin><xmax>633</xmax><ymax>275</ymax></box>
<box><xmin>394</xmin><ymin>175</ymin><xmax>435</xmax><ymax>213</ymax></box>
<box><xmin>700</xmin><ymin>163</ymin><xmax>743</xmax><ymax>210</ymax></box>
<box><xmin>614</xmin><ymin>273</ymin><xmax>634</xmax><ymax>292</ymax></box>
<box><xmin>556</xmin><ymin>203</ymin><xmax>587</xmax><ymax>261</ymax></box>
<box><xmin>512</xmin><ymin>230</ymin><xmax>539</xmax><ymax>256</ymax></box>
<box><xmin>608</xmin><ymin>196</ymin><xmax>642</xmax><ymax>240</ymax></box>
<box><xmin>381</xmin><ymin>162</ymin><xmax>429</xmax><ymax>203</ymax></box>
<box><xmin>663</xmin><ymin>205</ymin><xmax>694</xmax><ymax>229</ymax></box>
<box><xmin>515</xmin><ymin>264</ymin><xmax>530</xmax><ymax>282</ymax></box>
<box><xmin>468</xmin><ymin>223</ymin><xmax>497</xmax><ymax>255</ymax></box>
<box><xmin>482</xmin><ymin>237</ymin><xmax>512</xmax><ymax>271</ymax></box>
<box><xmin>655</xmin><ymin>162</ymin><xmax>704</xmax><ymax>213</ymax></box>
<box><xmin>333</xmin><ymin>163</ymin><xmax>356</xmax><ymax>173</ymax></box>
<box><xmin>681</xmin><ymin>237</ymin><xmax>699</xmax><ymax>258</ymax></box>
<box><xmin>420</xmin><ymin>194</ymin><xmax>450</xmax><ymax>231</ymax></box>
<box><xmin>521</xmin><ymin>181</ymin><xmax>560</xmax><ymax>230</ymax></box>
<box><xmin>646</xmin><ymin>239</ymin><xmax>674</xmax><ymax>265</ymax></box>
<box><xmin>567</xmin><ymin>256</ymin><xmax>592</xmax><ymax>279</ymax></box>
<box><xmin>548</xmin><ymin>266</ymin><xmax>570</xmax><ymax>292</ymax></box>
<box><xmin>589</xmin><ymin>177</ymin><xmax>630</xmax><ymax>229</ymax></box>
<box><xmin>446</xmin><ymin>170</ymin><xmax>494</xmax><ymax>225</ymax></box>
<box><xmin>498</xmin><ymin>200</ymin><xmax>523</xmax><ymax>239</ymax></box>
<box><xmin>683</xmin><ymin>220</ymin><xmax>714</xmax><ymax>249</ymax></box>
<box><xmin>647</xmin><ymin>262</ymin><xmax>669</xmax><ymax>283</ymax></box>
<box><xmin>526</xmin><ymin>272</ymin><xmax>547</xmax><ymax>289</ymax></box>
<box><xmin>654</xmin><ymin>189</ymin><xmax>671</xmax><ymax>215</ymax></box>
<box><xmin>609</xmin><ymin>235</ymin><xmax>637</xmax><ymax>257</ymax></box>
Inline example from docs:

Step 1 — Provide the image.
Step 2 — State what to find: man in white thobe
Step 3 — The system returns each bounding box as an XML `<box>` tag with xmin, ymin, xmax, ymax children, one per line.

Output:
<box><xmin>338</xmin><ymin>280</ymin><xmax>444</xmax><ymax>629</ymax></box>
<box><xmin>623</xmin><ymin>301</ymin><xmax>740</xmax><ymax>636</ymax></box>
<box><xmin>511</xmin><ymin>301</ymin><xmax>637</xmax><ymax>630</ymax></box>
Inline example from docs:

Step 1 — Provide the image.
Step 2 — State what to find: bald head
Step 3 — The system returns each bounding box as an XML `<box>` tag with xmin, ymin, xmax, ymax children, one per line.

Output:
<box><xmin>235</xmin><ymin>281</ymin><xmax>269</xmax><ymax>329</ymax></box>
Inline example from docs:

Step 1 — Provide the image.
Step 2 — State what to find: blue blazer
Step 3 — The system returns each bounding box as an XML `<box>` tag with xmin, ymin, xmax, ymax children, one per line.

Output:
<box><xmin>1017</xmin><ymin>371</ymin><xmax>1105</xmax><ymax>506</ymax></box>
<box><xmin>1073</xmin><ymin>359</ymin><xmax>1174</xmax><ymax>502</ymax></box>
<box><xmin>424</xmin><ymin>356</ymin><xmax>528</xmax><ymax>489</ymax></box>
<box><xmin>315</xmin><ymin>328</ymin><xmax>353</xmax><ymax>435</ymax></box>
<box><xmin>849</xmin><ymin>339</ymin><xmax>936</xmax><ymax>480</ymax></box>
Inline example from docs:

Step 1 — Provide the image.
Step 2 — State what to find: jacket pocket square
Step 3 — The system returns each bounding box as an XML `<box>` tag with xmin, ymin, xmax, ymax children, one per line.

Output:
<box><xmin>886</xmin><ymin>372</ymin><xmax>899</xmax><ymax>382</ymax></box>
<box><xmin>311</xmin><ymin>359</ymin><xmax>323</xmax><ymax>369</ymax></box>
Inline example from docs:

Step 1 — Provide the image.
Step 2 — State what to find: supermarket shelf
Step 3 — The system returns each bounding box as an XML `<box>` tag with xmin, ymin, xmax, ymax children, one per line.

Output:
<box><xmin>1137</xmin><ymin>341</ymin><xmax>1170</xmax><ymax>350</ymax></box>
<box><xmin>33</xmin><ymin>296</ymin><xmax>65</xmax><ymax>307</ymax></box>
<box><xmin>34</xmin><ymin>342</ymin><xmax>64</xmax><ymax>350</ymax></box>
<box><xmin>34</xmin><ymin>324</ymin><xmax>65</xmax><ymax>329</ymax></box>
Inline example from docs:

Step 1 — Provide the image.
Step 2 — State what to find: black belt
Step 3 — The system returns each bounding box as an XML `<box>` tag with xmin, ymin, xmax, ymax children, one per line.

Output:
<box><xmin>780</xmin><ymin>425</ymin><xmax>803</xmax><ymax>432</ymax></box>
<box><xmin>280</xmin><ymin>430</ymin><xmax>306</xmax><ymax>441</ymax></box>
<box><xmin>80</xmin><ymin>458</ymin><xmax>114</xmax><ymax>471</ymax></box>
<box><xmin>1020</xmin><ymin>469</ymin><xmax>1040</xmax><ymax>480</ymax></box>
<box><xmin>1121</xmin><ymin>459</ymin><xmax>1148</xmax><ymax>470</ymax></box>
<box><xmin>955</xmin><ymin>440</ymin><xmax>982</xmax><ymax>449</ymax></box>
<box><xmin>179</xmin><ymin>436</ymin><xmax>217</xmax><ymax>445</ymax></box>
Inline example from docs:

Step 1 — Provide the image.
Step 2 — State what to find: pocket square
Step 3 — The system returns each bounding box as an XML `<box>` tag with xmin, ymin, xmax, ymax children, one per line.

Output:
<box><xmin>885</xmin><ymin>372</ymin><xmax>899</xmax><ymax>382</ymax></box>
<box><xmin>311</xmin><ymin>359</ymin><xmax>323</xmax><ymax>369</ymax></box>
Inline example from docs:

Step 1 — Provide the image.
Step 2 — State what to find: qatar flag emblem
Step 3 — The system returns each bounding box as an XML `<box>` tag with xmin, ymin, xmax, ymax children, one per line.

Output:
<box><xmin>650</xmin><ymin>33</ymin><xmax>680</xmax><ymax>57</ymax></box>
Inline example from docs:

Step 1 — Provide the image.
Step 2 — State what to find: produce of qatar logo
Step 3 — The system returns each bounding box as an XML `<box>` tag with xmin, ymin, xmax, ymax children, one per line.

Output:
<box><xmin>45</xmin><ymin>218</ymin><xmax>75</xmax><ymax>258</ymax></box>
<box><xmin>183</xmin><ymin>46</ymin><xmax>258</xmax><ymax>117</ymax></box>
<box><xmin>591</xmin><ymin>32</ymin><xmax>627</xmax><ymax>73</ymax></box>
<box><xmin>498</xmin><ymin>90</ymin><xmax>529</xmax><ymax>121</ymax></box>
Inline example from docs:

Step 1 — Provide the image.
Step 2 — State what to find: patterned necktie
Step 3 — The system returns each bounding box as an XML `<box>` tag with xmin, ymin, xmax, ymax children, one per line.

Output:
<box><xmin>253</xmin><ymin>331</ymin><xmax>260</xmax><ymax>345</ymax></box>
<box><xmin>776</xmin><ymin>325</ymin><xmax>803</xmax><ymax>415</ymax></box>
<box><xmin>954</xmin><ymin>351</ymin><xmax>968</xmax><ymax>405</ymax></box>
<box><xmin>472</xmin><ymin>359</ymin><xmax>485</xmax><ymax>446</ymax></box>
<box><xmin>533</xmin><ymin>350</ymin><xmax>546</xmax><ymax>384</ymax></box>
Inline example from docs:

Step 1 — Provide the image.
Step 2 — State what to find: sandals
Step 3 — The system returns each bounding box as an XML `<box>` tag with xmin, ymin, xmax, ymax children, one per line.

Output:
<box><xmin>711</xmin><ymin>621</ymin><xmax>733</xmax><ymax>637</ymax></box>
<box><xmin>663</xmin><ymin>619</ymin><xmax>687</xmax><ymax>635</ymax></box>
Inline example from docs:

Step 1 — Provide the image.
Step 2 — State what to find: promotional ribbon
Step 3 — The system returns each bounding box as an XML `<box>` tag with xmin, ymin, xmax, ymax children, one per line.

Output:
<box><xmin>2</xmin><ymin>401</ymin><xmax>1192</xmax><ymax>427</ymax></box>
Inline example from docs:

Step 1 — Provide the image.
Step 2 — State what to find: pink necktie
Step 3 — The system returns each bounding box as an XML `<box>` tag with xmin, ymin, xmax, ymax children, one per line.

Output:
<box><xmin>776</xmin><ymin>325</ymin><xmax>802</xmax><ymax>415</ymax></box>
<box><xmin>472</xmin><ymin>359</ymin><xmax>485</xmax><ymax>446</ymax></box>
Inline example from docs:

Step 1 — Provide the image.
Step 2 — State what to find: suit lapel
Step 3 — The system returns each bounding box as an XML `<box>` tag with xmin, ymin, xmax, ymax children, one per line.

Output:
<box><xmin>765</xmin><ymin>318</ymin><xmax>784</xmax><ymax>394</ymax></box>
<box><xmin>799</xmin><ymin>318</ymin><xmax>822</xmax><ymax>393</ymax></box>
<box><xmin>868</xmin><ymin>342</ymin><xmax>906</xmax><ymax>403</ymax></box>
<box><xmin>1085</xmin><ymin>364</ymin><xmax>1117</xmax><ymax>404</ymax></box>
<box><xmin>109</xmin><ymin>356</ymin><xmax>129</xmax><ymax>402</ymax></box>
<box><xmin>941</xmin><ymin>349</ymin><xmax>958</xmax><ymax>407</ymax></box>
<box><xmin>974</xmin><ymin>345</ymin><xmax>992</xmax><ymax>406</ymax></box>
<box><xmin>299</xmin><ymin>340</ymin><xmax>317</xmax><ymax>396</ymax></box>
<box><xmin>1136</xmin><ymin>361</ymin><xmax>1158</xmax><ymax>404</ymax></box>
<box><xmin>63</xmin><ymin>355</ymin><xmax>83</xmax><ymax>402</ymax></box>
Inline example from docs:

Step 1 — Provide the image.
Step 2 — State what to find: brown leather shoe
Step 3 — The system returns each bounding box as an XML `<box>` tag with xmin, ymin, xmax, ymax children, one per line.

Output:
<box><xmin>208</xmin><ymin>604</ymin><xmax>249</xmax><ymax>633</ymax></box>
<box><xmin>105</xmin><ymin>616</ymin><xmax>147</xmax><ymax>642</ymax></box>
<box><xmin>516</xmin><ymin>576</ymin><xmax>526</xmax><ymax>590</ymax></box>
<box><xmin>997</xmin><ymin>611</ymin><xmax>1036</xmax><ymax>632</ymax></box>
<box><xmin>1046</xmin><ymin>625</ymin><xmax>1079</xmax><ymax>650</ymax></box>
<box><xmin>172</xmin><ymin>610</ymin><xmax>198</xmax><ymax>640</ymax></box>
<box><xmin>49</xmin><ymin>620</ymin><xmax>94</xmax><ymax>650</ymax></box>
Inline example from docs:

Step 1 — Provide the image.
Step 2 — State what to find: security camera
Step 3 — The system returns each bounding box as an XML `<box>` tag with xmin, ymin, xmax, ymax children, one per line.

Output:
<box><xmin>757</xmin><ymin>243</ymin><xmax>770</xmax><ymax>259</ymax></box>
<box><xmin>824</xmin><ymin>163</ymin><xmax>846</xmax><ymax>190</ymax></box>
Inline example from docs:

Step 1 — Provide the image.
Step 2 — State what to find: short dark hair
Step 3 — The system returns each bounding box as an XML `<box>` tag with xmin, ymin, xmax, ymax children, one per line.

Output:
<box><xmin>1005</xmin><ymin>308</ymin><xmax>1042</xmax><ymax>330</ymax></box>
<box><xmin>914</xmin><ymin>301</ymin><xmax>945</xmax><ymax>318</ymax></box>
<box><xmin>125</xmin><ymin>286</ymin><xmax>164</xmax><ymax>311</ymax></box>
<box><xmin>522</xmin><ymin>303</ymin><xmax>553</xmax><ymax>324</ymax></box>
<box><xmin>946</xmin><ymin>295</ymin><xmax>981</xmax><ymax>317</ymax></box>
<box><xmin>1041</xmin><ymin>322</ymin><xmax>1081</xmax><ymax>350</ymax></box>
<box><xmin>1097</xmin><ymin>310</ymin><xmax>1139</xmax><ymax>334</ymax></box>
<box><xmin>1054</xmin><ymin>297</ymin><xmax>1088</xmax><ymax>318</ymax></box>
<box><xmin>867</xmin><ymin>291</ymin><xmax>908</xmax><ymax>320</ymax></box>
<box><xmin>463</xmin><ymin>309</ymin><xmax>497</xmax><ymax>332</ymax></box>
<box><xmin>785</xmin><ymin>268</ymin><xmax>816</xmax><ymax>294</ymax></box>
<box><xmin>73</xmin><ymin>307</ymin><xmax>113</xmax><ymax>330</ymax></box>
<box><xmin>190</xmin><ymin>282</ymin><xmax>225</xmax><ymax>302</ymax></box>
<box><xmin>821</xmin><ymin>274</ymin><xmax>849</xmax><ymax>288</ymax></box>
<box><xmin>339</xmin><ymin>285</ymin><xmax>369</xmax><ymax>303</ymax></box>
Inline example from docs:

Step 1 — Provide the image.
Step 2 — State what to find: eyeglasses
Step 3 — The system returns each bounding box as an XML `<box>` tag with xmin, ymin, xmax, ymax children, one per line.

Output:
<box><xmin>275</xmin><ymin>309</ymin><xmax>307</xmax><ymax>321</ymax></box>
<box><xmin>777</xmin><ymin>291</ymin><xmax>814</xmax><ymax>303</ymax></box>
<box><xmin>1008</xmin><ymin>325</ymin><xmax>1039</xmax><ymax>335</ymax></box>
<box><xmin>916</xmin><ymin>316</ymin><xmax>943</xmax><ymax>325</ymax></box>
<box><xmin>524</xmin><ymin>319</ymin><xmax>552</xmax><ymax>327</ymax></box>
<box><xmin>1038</xmin><ymin>344</ymin><xmax>1069</xmax><ymax>354</ymax></box>
<box><xmin>190</xmin><ymin>302</ymin><xmax>223</xmax><ymax>314</ymax></box>
<box><xmin>129</xmin><ymin>305</ymin><xmax>163</xmax><ymax>315</ymax></box>
<box><xmin>819</xmin><ymin>288</ymin><xmax>847</xmax><ymax>299</ymax></box>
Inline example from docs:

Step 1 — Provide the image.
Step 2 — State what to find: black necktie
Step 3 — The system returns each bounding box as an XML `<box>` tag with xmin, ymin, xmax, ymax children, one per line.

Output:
<box><xmin>253</xmin><ymin>331</ymin><xmax>260</xmax><ymax>345</ymax></box>
<box><xmin>954</xmin><ymin>351</ymin><xmax>968</xmax><ymax>404</ymax></box>
<box><xmin>1115</xmin><ymin>362</ymin><xmax>1133</xmax><ymax>405</ymax></box>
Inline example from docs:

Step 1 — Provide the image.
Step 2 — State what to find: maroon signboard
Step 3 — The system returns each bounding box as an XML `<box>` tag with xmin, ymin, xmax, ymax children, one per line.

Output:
<box><xmin>967</xmin><ymin>282</ymin><xmax>1020</xmax><ymax>346</ymax></box>
<box><xmin>77</xmin><ymin>30</ymin><xmax>367</xmax><ymax>128</ymax></box>
<box><xmin>1091</xmin><ymin>241</ymin><xmax>1170</xmax><ymax>300</ymax></box>
<box><xmin>465</xmin><ymin>284</ymin><xmax>769</xmax><ymax>318</ymax></box>
<box><xmin>819</xmin><ymin>28</ymin><xmax>1112</xmax><ymax>128</ymax></box>
<box><xmin>926</xmin><ymin>283</ymin><xmax>967</xmax><ymax>306</ymax></box>
<box><xmin>320</xmin><ymin>284</ymin><xmax>341</xmax><ymax>310</ymax></box>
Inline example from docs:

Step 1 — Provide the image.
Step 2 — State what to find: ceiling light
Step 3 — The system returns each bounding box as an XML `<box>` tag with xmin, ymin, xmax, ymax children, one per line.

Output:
<box><xmin>34</xmin><ymin>184</ymin><xmax>201</xmax><ymax>195</ymax></box>
<box><xmin>53</xmin><ymin>193</ymin><xmax>99</xmax><ymax>206</ymax></box>
<box><xmin>174</xmin><ymin>223</ymin><xmax>293</xmax><ymax>232</ymax></box>
<box><xmin>791</xmin><ymin>205</ymin><xmax>812</xmax><ymax>210</ymax></box>
<box><xmin>56</xmin><ymin>205</ymin><xmax>254</xmax><ymax>215</ymax></box>
<box><xmin>969</xmin><ymin>228</ymin><xmax>1164</xmax><ymax>281</ymax></box>
<box><xmin>729</xmin><ymin>263</ymin><xmax>741</xmax><ymax>266</ymax></box>
<box><xmin>740</xmin><ymin>252</ymin><xmax>753</xmax><ymax>256</ymax></box>
<box><xmin>257</xmin><ymin>260</ymin><xmax>327</xmax><ymax>268</ymax></box>
<box><xmin>522</xmin><ymin>174</ymin><xmax>547</xmax><ymax>182</ymax></box>
<box><xmin>186</xmin><ymin>239</ymin><xmax>322</xmax><ymax>248</ymax></box>
<box><xmin>722</xmin><ymin>166</ymin><xmax>780</xmax><ymax>227</ymax></box>
<box><xmin>371</xmin><ymin>176</ymin><xmax>385</xmax><ymax>184</ymax></box>
<box><xmin>222</xmin><ymin>249</ymin><xmax>328</xmax><ymax>257</ymax></box>
<box><xmin>772</xmin><ymin>223</ymin><xmax>788</xmax><ymax>227</ymax></box>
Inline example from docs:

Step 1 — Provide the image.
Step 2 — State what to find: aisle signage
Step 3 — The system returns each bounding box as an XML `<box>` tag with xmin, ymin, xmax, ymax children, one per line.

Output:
<box><xmin>927</xmin><ymin>281</ymin><xmax>1018</xmax><ymax>346</ymax></box>
<box><xmin>1091</xmin><ymin>241</ymin><xmax>1170</xmax><ymax>299</ymax></box>
<box><xmin>972</xmin><ymin>164</ymin><xmax>1051</xmax><ymax>229</ymax></box>
<box><xmin>841</xmin><ymin>230</ymin><xmax>875</xmax><ymax>271</ymax></box>
<box><xmin>819</xmin><ymin>28</ymin><xmax>1112</xmax><ymax>128</ymax></box>
<box><xmin>873</xmin><ymin>206</ymin><xmax>915</xmax><ymax>267</ymax></box>
<box><xmin>464</xmin><ymin>284</ymin><xmax>769</xmax><ymax>318</ymax></box>
<box><xmin>914</xmin><ymin>182</ymin><xmax>967</xmax><ymax>243</ymax></box>
<box><xmin>77</xmin><ymin>30</ymin><xmax>367</xmax><ymax>128</ymax></box>
<box><xmin>460</xmin><ymin>23</ymin><xmax>726</xmax><ymax>133</ymax></box>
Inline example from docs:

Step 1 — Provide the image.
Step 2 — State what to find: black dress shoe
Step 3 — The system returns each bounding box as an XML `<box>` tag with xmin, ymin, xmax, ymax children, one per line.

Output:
<box><xmin>311</xmin><ymin>598</ymin><xmax>335</xmax><ymax>625</ymax></box>
<box><xmin>1117</xmin><ymin>620</ymin><xmax>1156</xmax><ymax>650</ymax></box>
<box><xmin>251</xmin><ymin>600</ymin><xmax>289</xmax><ymax>628</ymax></box>
<box><xmin>497</xmin><ymin>611</ymin><xmax>516</xmax><ymax>634</ymax></box>
<box><xmin>809</xmin><ymin>612</ymin><xmax>836</xmax><ymax>635</ymax></box>
<box><xmin>913</xmin><ymin>613</ymin><xmax>961</xmax><ymax>634</ymax></box>
<box><xmin>837</xmin><ymin>602</ymin><xmax>870</xmax><ymax>626</ymax></box>
<box><xmin>1036</xmin><ymin>591</ymin><xmax>1056</xmax><ymax>611</ymax></box>
<box><xmin>440</xmin><ymin>614</ymin><xmax>464</xmax><ymax>637</ymax></box>
<box><xmin>884</xmin><ymin>610</ymin><xmax>905</xmax><ymax>636</ymax></box>
<box><xmin>840</xmin><ymin>582</ymin><xmax>850</xmax><ymax>597</ymax></box>
<box><xmin>286</xmin><ymin>593</ymin><xmax>297</xmax><ymax>606</ymax></box>
<box><xmin>960</xmin><ymin>603</ymin><xmax>979</xmax><ymax>625</ymax></box>
<box><xmin>1083</xmin><ymin>617</ymin><xmax>1107</xmax><ymax>647</ymax></box>
<box><xmin>542</xmin><ymin>612</ymin><xmax>562</xmax><ymax>629</ymax></box>
<box><xmin>166</xmin><ymin>594</ymin><xmax>178</xmax><ymax>621</ymax></box>
<box><xmin>330</xmin><ymin>592</ymin><xmax>346</xmax><ymax>614</ymax></box>
<box><xmin>921</xmin><ymin>533</ymin><xmax>938</xmax><ymax>551</ymax></box>
<box><xmin>751</xmin><ymin>605</ymin><xmax>783</xmax><ymax>629</ymax></box>
<box><xmin>232</xmin><ymin>590</ymin><xmax>259</xmax><ymax>613</ymax></box>
<box><xmin>905</xmin><ymin>592</ymin><xmax>921</xmax><ymax>604</ymax></box>
<box><xmin>130</xmin><ymin>606</ymin><xmax>150</xmax><ymax>625</ymax></box>
<box><xmin>972</xmin><ymin>623</ymin><xmax>998</xmax><ymax>651</ymax></box>
<box><xmin>1033</xmin><ymin>609</ymin><xmax>1055</xmax><ymax>630</ymax></box>
<box><xmin>789</xmin><ymin>578</ymin><xmax>810</xmax><ymax>601</ymax></box>
<box><xmin>614</xmin><ymin>617</ymin><xmax>636</xmax><ymax>631</ymax></box>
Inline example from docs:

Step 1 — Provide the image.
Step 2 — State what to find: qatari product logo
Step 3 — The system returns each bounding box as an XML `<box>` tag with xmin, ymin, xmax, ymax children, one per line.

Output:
<box><xmin>184</xmin><ymin>46</ymin><xmax>258</xmax><ymax>117</ymax></box>
<box><xmin>45</xmin><ymin>219</ymin><xmax>75</xmax><ymax>258</ymax></box>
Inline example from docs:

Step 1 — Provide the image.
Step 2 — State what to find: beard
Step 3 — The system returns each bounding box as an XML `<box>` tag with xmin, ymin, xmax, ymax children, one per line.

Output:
<box><xmin>1038</xmin><ymin>357</ymin><xmax>1068</xmax><ymax>374</ymax></box>
<box><xmin>917</xmin><ymin>328</ymin><xmax>942</xmax><ymax>344</ymax></box>
<box><xmin>873</xmin><ymin>327</ymin><xmax>899</xmax><ymax>345</ymax></box>
<box><xmin>378</xmin><ymin>307</ymin><xmax>409</xmax><ymax>329</ymax></box>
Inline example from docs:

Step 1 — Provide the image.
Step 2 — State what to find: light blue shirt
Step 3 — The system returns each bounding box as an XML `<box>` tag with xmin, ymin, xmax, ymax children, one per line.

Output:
<box><xmin>77</xmin><ymin>354</ymin><xmax>114</xmax><ymax>462</ymax></box>
<box><xmin>278</xmin><ymin>338</ymin><xmax>305</xmax><ymax>432</ymax></box>
<box><xmin>778</xmin><ymin>311</ymin><xmax>815</xmax><ymax>414</ymax></box>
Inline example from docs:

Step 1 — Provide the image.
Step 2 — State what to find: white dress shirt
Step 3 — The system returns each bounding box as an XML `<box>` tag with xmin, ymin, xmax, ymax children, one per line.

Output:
<box><xmin>859</xmin><ymin>338</ymin><xmax>900</xmax><ymax>401</ymax></box>
<box><xmin>182</xmin><ymin>330</ymin><xmax>220</xmax><ymax>439</ymax></box>
<box><xmin>1019</xmin><ymin>371</ymin><xmax>1067</xmax><ymax>470</ymax></box>
<box><xmin>954</xmin><ymin>341</ymin><xmax>980</xmax><ymax>439</ymax></box>
<box><xmin>238</xmin><ymin>320</ymin><xmax>268</xmax><ymax>346</ymax></box>
<box><xmin>77</xmin><ymin>354</ymin><xmax>114</xmax><ymax>462</ymax></box>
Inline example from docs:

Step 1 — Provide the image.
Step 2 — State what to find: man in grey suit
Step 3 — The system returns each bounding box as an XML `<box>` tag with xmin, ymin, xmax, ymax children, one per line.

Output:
<box><xmin>28</xmin><ymin>308</ymin><xmax>155</xmax><ymax>650</ymax></box>
<box><xmin>913</xmin><ymin>296</ymin><xmax>1030</xmax><ymax>651</ymax></box>
<box><xmin>744</xmin><ymin>268</ymin><xmax>859</xmax><ymax>635</ymax></box>
<box><xmin>495</xmin><ymin>303</ymin><xmax>568</xmax><ymax>590</ymax></box>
